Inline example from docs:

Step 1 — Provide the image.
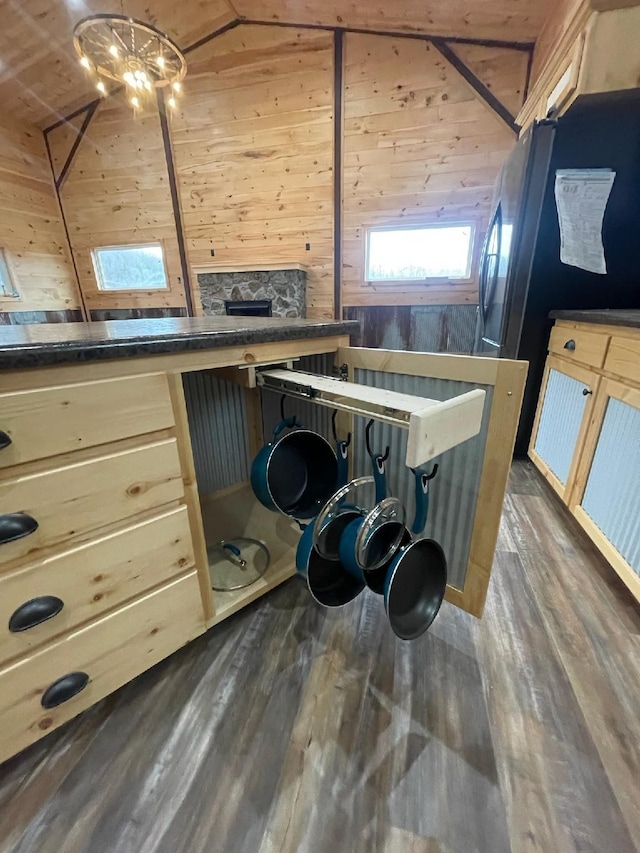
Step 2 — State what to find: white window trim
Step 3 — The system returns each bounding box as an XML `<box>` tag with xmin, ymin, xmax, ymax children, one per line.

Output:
<box><xmin>91</xmin><ymin>242</ymin><xmax>170</xmax><ymax>293</ymax></box>
<box><xmin>0</xmin><ymin>248</ymin><xmax>20</xmax><ymax>299</ymax></box>
<box><xmin>364</xmin><ymin>221</ymin><xmax>476</xmax><ymax>286</ymax></box>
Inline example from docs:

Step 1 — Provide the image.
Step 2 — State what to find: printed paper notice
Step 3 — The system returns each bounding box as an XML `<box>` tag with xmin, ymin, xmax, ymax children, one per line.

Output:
<box><xmin>554</xmin><ymin>169</ymin><xmax>616</xmax><ymax>275</ymax></box>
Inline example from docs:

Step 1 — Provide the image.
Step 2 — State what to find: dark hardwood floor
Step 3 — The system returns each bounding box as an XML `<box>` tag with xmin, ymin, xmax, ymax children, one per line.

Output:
<box><xmin>0</xmin><ymin>461</ymin><xmax>638</xmax><ymax>853</ymax></box>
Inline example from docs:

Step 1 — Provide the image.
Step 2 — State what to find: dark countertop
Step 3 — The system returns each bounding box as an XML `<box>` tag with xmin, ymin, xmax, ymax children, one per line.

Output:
<box><xmin>0</xmin><ymin>317</ymin><xmax>360</xmax><ymax>370</ymax></box>
<box><xmin>550</xmin><ymin>309</ymin><xmax>640</xmax><ymax>329</ymax></box>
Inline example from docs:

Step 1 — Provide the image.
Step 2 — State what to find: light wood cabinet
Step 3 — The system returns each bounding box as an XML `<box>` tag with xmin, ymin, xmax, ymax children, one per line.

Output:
<box><xmin>0</xmin><ymin>506</ymin><xmax>195</xmax><ymax>666</ymax></box>
<box><xmin>517</xmin><ymin>5</ymin><xmax>640</xmax><ymax>132</ymax></box>
<box><xmin>530</xmin><ymin>319</ymin><xmax>640</xmax><ymax>601</ymax></box>
<box><xmin>0</xmin><ymin>572</ymin><xmax>203</xmax><ymax>761</ymax></box>
<box><xmin>0</xmin><ymin>334</ymin><xmax>528</xmax><ymax>763</ymax></box>
<box><xmin>0</xmin><ymin>373</ymin><xmax>176</xmax><ymax>470</ymax></box>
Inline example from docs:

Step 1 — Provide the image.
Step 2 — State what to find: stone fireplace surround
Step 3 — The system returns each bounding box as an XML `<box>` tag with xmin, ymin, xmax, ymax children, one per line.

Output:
<box><xmin>196</xmin><ymin>264</ymin><xmax>307</xmax><ymax>318</ymax></box>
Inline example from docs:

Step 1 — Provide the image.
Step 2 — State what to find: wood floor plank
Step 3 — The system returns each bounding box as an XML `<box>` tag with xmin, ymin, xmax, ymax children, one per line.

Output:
<box><xmin>504</xmin><ymin>491</ymin><xmax>640</xmax><ymax>849</ymax></box>
<box><xmin>0</xmin><ymin>461</ymin><xmax>637</xmax><ymax>853</ymax></box>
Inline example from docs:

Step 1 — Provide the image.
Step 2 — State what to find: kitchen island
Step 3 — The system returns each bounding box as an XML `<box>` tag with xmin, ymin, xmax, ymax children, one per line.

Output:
<box><xmin>0</xmin><ymin>317</ymin><xmax>526</xmax><ymax>763</ymax></box>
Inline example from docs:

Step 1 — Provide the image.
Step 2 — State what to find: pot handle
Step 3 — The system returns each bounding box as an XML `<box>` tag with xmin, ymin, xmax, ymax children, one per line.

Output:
<box><xmin>366</xmin><ymin>419</ymin><xmax>389</xmax><ymax>504</ymax></box>
<box><xmin>332</xmin><ymin>410</ymin><xmax>352</xmax><ymax>487</ymax></box>
<box><xmin>337</xmin><ymin>440</ymin><xmax>350</xmax><ymax>487</ymax></box>
<box><xmin>222</xmin><ymin>543</ymin><xmax>247</xmax><ymax>568</ymax></box>
<box><xmin>410</xmin><ymin>463</ymin><xmax>438</xmax><ymax>535</ymax></box>
<box><xmin>372</xmin><ymin>455</ymin><xmax>387</xmax><ymax>505</ymax></box>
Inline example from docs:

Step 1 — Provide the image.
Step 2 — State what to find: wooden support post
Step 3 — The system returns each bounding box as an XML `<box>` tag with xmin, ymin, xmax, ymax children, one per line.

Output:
<box><xmin>333</xmin><ymin>29</ymin><xmax>344</xmax><ymax>321</ymax></box>
<box><xmin>157</xmin><ymin>88</ymin><xmax>195</xmax><ymax>317</ymax></box>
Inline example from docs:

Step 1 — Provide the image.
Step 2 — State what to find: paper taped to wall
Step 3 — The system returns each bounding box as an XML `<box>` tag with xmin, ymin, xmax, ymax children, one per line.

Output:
<box><xmin>554</xmin><ymin>169</ymin><xmax>616</xmax><ymax>275</ymax></box>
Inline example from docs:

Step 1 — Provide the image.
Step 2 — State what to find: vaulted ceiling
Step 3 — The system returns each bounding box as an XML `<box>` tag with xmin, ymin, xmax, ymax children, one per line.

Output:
<box><xmin>0</xmin><ymin>0</ymin><xmax>555</xmax><ymax>128</ymax></box>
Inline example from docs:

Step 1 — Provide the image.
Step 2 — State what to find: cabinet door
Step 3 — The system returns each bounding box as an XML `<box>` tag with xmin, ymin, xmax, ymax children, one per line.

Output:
<box><xmin>338</xmin><ymin>347</ymin><xmax>527</xmax><ymax>618</ymax></box>
<box><xmin>571</xmin><ymin>379</ymin><xmax>640</xmax><ymax>600</ymax></box>
<box><xmin>529</xmin><ymin>355</ymin><xmax>599</xmax><ymax>502</ymax></box>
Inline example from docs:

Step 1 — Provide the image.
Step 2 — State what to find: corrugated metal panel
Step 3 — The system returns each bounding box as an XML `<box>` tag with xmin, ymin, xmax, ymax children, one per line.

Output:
<box><xmin>582</xmin><ymin>398</ymin><xmax>640</xmax><ymax>574</ymax></box>
<box><xmin>353</xmin><ymin>368</ymin><xmax>493</xmax><ymax>591</ymax></box>
<box><xmin>342</xmin><ymin>305</ymin><xmax>477</xmax><ymax>353</ymax></box>
<box><xmin>410</xmin><ymin>305</ymin><xmax>477</xmax><ymax>354</ymax></box>
<box><xmin>182</xmin><ymin>373</ymin><xmax>251</xmax><ymax>495</ymax></box>
<box><xmin>534</xmin><ymin>368</ymin><xmax>589</xmax><ymax>485</ymax></box>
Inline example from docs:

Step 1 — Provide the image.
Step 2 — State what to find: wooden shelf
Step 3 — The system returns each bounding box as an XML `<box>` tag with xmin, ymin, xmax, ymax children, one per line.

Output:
<box><xmin>199</xmin><ymin>482</ymin><xmax>300</xmax><ymax>628</ymax></box>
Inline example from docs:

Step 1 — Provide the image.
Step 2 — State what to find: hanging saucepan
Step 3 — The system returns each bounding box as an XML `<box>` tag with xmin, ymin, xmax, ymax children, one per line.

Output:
<box><xmin>313</xmin><ymin>476</ymin><xmax>376</xmax><ymax>562</ymax></box>
<box><xmin>383</xmin><ymin>464</ymin><xmax>447</xmax><ymax>640</ymax></box>
<box><xmin>339</xmin><ymin>428</ymin><xmax>407</xmax><ymax>583</ymax></box>
<box><xmin>296</xmin><ymin>521</ymin><xmax>365</xmax><ymax>606</ymax></box>
<box><xmin>251</xmin><ymin>396</ymin><xmax>338</xmax><ymax>520</ymax></box>
<box><xmin>339</xmin><ymin>496</ymin><xmax>407</xmax><ymax>590</ymax></box>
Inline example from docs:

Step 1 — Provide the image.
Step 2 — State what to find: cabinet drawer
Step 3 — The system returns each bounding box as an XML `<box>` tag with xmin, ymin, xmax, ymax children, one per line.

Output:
<box><xmin>0</xmin><ymin>374</ymin><xmax>175</xmax><ymax>471</ymax></box>
<box><xmin>549</xmin><ymin>325</ymin><xmax>609</xmax><ymax>369</ymax></box>
<box><xmin>0</xmin><ymin>505</ymin><xmax>195</xmax><ymax>665</ymax></box>
<box><xmin>603</xmin><ymin>335</ymin><xmax>640</xmax><ymax>385</ymax></box>
<box><xmin>0</xmin><ymin>571</ymin><xmax>204</xmax><ymax>764</ymax></box>
<box><xmin>0</xmin><ymin>438</ymin><xmax>184</xmax><ymax>567</ymax></box>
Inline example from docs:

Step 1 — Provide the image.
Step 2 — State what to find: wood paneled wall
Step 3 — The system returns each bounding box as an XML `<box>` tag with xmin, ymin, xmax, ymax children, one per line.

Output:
<box><xmin>38</xmin><ymin>23</ymin><xmax>528</xmax><ymax>320</ymax></box>
<box><xmin>0</xmin><ymin>120</ymin><xmax>80</xmax><ymax>315</ymax></box>
<box><xmin>170</xmin><ymin>26</ymin><xmax>335</xmax><ymax>318</ymax></box>
<box><xmin>342</xmin><ymin>34</ymin><xmax>525</xmax><ymax>308</ymax></box>
<box><xmin>48</xmin><ymin>98</ymin><xmax>187</xmax><ymax>311</ymax></box>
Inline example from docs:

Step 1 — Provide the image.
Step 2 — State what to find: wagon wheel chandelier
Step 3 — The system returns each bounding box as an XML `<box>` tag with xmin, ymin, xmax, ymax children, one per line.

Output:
<box><xmin>73</xmin><ymin>14</ymin><xmax>186</xmax><ymax>111</ymax></box>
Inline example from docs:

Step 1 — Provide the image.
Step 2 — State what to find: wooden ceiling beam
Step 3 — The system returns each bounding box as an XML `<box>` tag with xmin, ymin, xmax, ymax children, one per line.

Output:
<box><xmin>239</xmin><ymin>18</ymin><xmax>534</xmax><ymax>51</ymax></box>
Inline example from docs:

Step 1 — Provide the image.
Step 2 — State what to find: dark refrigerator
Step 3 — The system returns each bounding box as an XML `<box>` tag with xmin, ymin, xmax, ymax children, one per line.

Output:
<box><xmin>474</xmin><ymin>90</ymin><xmax>640</xmax><ymax>456</ymax></box>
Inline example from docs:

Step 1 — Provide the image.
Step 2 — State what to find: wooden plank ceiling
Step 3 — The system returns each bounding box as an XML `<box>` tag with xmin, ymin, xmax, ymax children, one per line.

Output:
<box><xmin>0</xmin><ymin>0</ymin><xmax>554</xmax><ymax>128</ymax></box>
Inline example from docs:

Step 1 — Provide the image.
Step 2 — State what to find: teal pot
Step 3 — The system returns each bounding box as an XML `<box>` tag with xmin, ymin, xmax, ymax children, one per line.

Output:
<box><xmin>312</xmin><ymin>476</ymin><xmax>376</xmax><ymax>562</ymax></box>
<box><xmin>250</xmin><ymin>418</ymin><xmax>338</xmax><ymax>520</ymax></box>
<box><xmin>296</xmin><ymin>522</ymin><xmax>365</xmax><ymax>607</ymax></box>
<box><xmin>383</xmin><ymin>539</ymin><xmax>447</xmax><ymax>640</ymax></box>
<box><xmin>381</xmin><ymin>464</ymin><xmax>446</xmax><ymax>639</ymax></box>
<box><xmin>338</xmin><ymin>496</ymin><xmax>406</xmax><ymax>587</ymax></box>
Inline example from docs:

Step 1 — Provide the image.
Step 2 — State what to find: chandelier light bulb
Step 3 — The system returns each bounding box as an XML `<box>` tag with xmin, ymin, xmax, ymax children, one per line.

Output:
<box><xmin>171</xmin><ymin>81</ymin><xmax>181</xmax><ymax>93</ymax></box>
<box><xmin>144</xmin><ymin>80</ymin><xmax>152</xmax><ymax>91</ymax></box>
<box><xmin>108</xmin><ymin>44</ymin><xmax>118</xmax><ymax>57</ymax></box>
<box><xmin>168</xmin><ymin>96</ymin><xmax>176</xmax><ymax>109</ymax></box>
<box><xmin>123</xmin><ymin>71</ymin><xmax>135</xmax><ymax>86</ymax></box>
<box><xmin>131</xmin><ymin>96</ymin><xmax>140</xmax><ymax>108</ymax></box>
<box><xmin>156</xmin><ymin>55</ymin><xmax>165</xmax><ymax>68</ymax></box>
<box><xmin>79</xmin><ymin>55</ymin><xmax>91</xmax><ymax>69</ymax></box>
<box><xmin>96</xmin><ymin>80</ymin><xmax>106</xmax><ymax>94</ymax></box>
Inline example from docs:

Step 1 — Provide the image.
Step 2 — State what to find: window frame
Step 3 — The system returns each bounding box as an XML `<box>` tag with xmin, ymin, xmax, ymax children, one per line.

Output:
<box><xmin>91</xmin><ymin>241</ymin><xmax>170</xmax><ymax>293</ymax></box>
<box><xmin>364</xmin><ymin>221</ymin><xmax>476</xmax><ymax>286</ymax></box>
<box><xmin>0</xmin><ymin>248</ymin><xmax>20</xmax><ymax>299</ymax></box>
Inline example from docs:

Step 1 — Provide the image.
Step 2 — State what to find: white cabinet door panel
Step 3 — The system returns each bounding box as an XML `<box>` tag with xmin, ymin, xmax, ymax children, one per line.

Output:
<box><xmin>582</xmin><ymin>398</ymin><xmax>640</xmax><ymax>575</ymax></box>
<box><xmin>534</xmin><ymin>368</ymin><xmax>590</xmax><ymax>486</ymax></box>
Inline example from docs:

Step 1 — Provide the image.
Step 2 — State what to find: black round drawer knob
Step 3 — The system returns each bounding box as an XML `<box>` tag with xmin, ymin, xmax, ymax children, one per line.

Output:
<box><xmin>0</xmin><ymin>513</ymin><xmax>38</xmax><ymax>546</ymax></box>
<box><xmin>582</xmin><ymin>388</ymin><xmax>593</xmax><ymax>396</ymax></box>
<box><xmin>9</xmin><ymin>596</ymin><xmax>64</xmax><ymax>633</ymax></box>
<box><xmin>0</xmin><ymin>431</ymin><xmax>11</xmax><ymax>450</ymax></box>
<box><xmin>563</xmin><ymin>339</ymin><xmax>577</xmax><ymax>351</ymax></box>
<box><xmin>41</xmin><ymin>672</ymin><xmax>89</xmax><ymax>709</ymax></box>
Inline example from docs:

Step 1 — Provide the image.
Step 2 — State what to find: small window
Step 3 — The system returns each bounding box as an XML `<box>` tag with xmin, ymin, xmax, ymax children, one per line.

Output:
<box><xmin>0</xmin><ymin>249</ymin><xmax>19</xmax><ymax>297</ymax></box>
<box><xmin>92</xmin><ymin>243</ymin><xmax>169</xmax><ymax>291</ymax></box>
<box><xmin>366</xmin><ymin>224</ymin><xmax>474</xmax><ymax>283</ymax></box>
